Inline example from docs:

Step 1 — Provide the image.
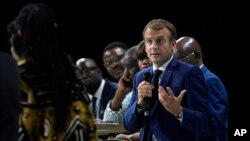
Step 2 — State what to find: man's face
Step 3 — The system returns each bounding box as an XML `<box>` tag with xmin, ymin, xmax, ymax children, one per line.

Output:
<box><xmin>103</xmin><ymin>47</ymin><xmax>126</xmax><ymax>80</ymax></box>
<box><xmin>78</xmin><ymin>60</ymin><xmax>101</xmax><ymax>90</ymax></box>
<box><xmin>122</xmin><ymin>58</ymin><xmax>139</xmax><ymax>84</ymax></box>
<box><xmin>144</xmin><ymin>28</ymin><xmax>175</xmax><ymax>68</ymax></box>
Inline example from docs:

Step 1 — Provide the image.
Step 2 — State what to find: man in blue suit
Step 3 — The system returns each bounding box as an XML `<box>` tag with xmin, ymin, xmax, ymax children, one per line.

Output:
<box><xmin>175</xmin><ymin>36</ymin><xmax>228</xmax><ymax>141</ymax></box>
<box><xmin>124</xmin><ymin>19</ymin><xmax>217</xmax><ymax>141</ymax></box>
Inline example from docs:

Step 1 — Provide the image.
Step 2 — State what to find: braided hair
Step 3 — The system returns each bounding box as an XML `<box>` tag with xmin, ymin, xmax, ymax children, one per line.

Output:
<box><xmin>7</xmin><ymin>3</ymin><xmax>78</xmax><ymax>132</ymax></box>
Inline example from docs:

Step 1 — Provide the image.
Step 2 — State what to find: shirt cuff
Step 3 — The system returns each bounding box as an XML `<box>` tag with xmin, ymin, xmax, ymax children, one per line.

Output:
<box><xmin>103</xmin><ymin>101</ymin><xmax>122</xmax><ymax>123</ymax></box>
<box><xmin>136</xmin><ymin>104</ymin><xmax>144</xmax><ymax>114</ymax></box>
<box><xmin>176</xmin><ymin>110</ymin><xmax>183</xmax><ymax>123</ymax></box>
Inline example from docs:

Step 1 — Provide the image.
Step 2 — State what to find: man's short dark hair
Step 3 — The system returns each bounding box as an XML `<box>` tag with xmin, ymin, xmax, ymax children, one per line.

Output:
<box><xmin>103</xmin><ymin>42</ymin><xmax>128</xmax><ymax>53</ymax></box>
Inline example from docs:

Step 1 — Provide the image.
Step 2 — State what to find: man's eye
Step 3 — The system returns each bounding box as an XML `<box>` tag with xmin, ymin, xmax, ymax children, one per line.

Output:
<box><xmin>145</xmin><ymin>40</ymin><xmax>152</xmax><ymax>44</ymax></box>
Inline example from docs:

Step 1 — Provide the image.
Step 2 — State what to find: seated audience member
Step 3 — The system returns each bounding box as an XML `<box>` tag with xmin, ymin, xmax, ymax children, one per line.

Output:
<box><xmin>175</xmin><ymin>36</ymin><xmax>228</xmax><ymax>141</ymax></box>
<box><xmin>136</xmin><ymin>40</ymin><xmax>152</xmax><ymax>70</ymax></box>
<box><xmin>103</xmin><ymin>46</ymin><xmax>140</xmax><ymax>123</ymax></box>
<box><xmin>76</xmin><ymin>58</ymin><xmax>118</xmax><ymax>120</ymax></box>
<box><xmin>114</xmin><ymin>41</ymin><xmax>152</xmax><ymax>141</ymax></box>
<box><xmin>103</xmin><ymin>42</ymin><xmax>128</xmax><ymax>81</ymax></box>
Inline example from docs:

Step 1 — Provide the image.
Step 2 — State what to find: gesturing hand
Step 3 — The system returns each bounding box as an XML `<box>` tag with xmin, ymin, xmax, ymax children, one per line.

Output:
<box><xmin>158</xmin><ymin>86</ymin><xmax>186</xmax><ymax>117</ymax></box>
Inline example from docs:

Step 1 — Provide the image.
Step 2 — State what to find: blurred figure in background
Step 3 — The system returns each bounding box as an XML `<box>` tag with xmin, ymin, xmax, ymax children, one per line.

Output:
<box><xmin>0</xmin><ymin>51</ymin><xmax>21</xmax><ymax>141</ymax></box>
<box><xmin>175</xmin><ymin>36</ymin><xmax>228</xmax><ymax>141</ymax></box>
<box><xmin>136</xmin><ymin>40</ymin><xmax>152</xmax><ymax>70</ymax></box>
<box><xmin>7</xmin><ymin>3</ymin><xmax>97</xmax><ymax>141</ymax></box>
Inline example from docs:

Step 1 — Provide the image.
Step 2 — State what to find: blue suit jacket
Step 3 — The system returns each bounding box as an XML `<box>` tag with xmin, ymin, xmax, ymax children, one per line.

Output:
<box><xmin>98</xmin><ymin>79</ymin><xmax>118</xmax><ymax>119</ymax></box>
<box><xmin>124</xmin><ymin>58</ymin><xmax>215</xmax><ymax>141</ymax></box>
<box><xmin>198</xmin><ymin>65</ymin><xmax>228</xmax><ymax>141</ymax></box>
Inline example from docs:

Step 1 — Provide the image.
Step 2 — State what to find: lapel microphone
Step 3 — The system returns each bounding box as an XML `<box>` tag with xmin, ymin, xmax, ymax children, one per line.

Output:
<box><xmin>143</xmin><ymin>72</ymin><xmax>152</xmax><ymax>117</ymax></box>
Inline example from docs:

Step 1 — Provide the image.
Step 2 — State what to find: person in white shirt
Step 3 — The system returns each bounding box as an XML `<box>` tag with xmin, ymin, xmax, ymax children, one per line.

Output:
<box><xmin>103</xmin><ymin>46</ymin><xmax>140</xmax><ymax>123</ymax></box>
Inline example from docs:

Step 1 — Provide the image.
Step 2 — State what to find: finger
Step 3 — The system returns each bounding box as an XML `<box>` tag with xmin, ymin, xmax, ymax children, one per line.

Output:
<box><xmin>138</xmin><ymin>81</ymin><xmax>152</xmax><ymax>89</ymax></box>
<box><xmin>143</xmin><ymin>80</ymin><xmax>151</xmax><ymax>85</ymax></box>
<box><xmin>158</xmin><ymin>87</ymin><xmax>170</xmax><ymax>105</ymax></box>
<box><xmin>138</xmin><ymin>81</ymin><xmax>146</xmax><ymax>86</ymax></box>
<box><xmin>178</xmin><ymin>90</ymin><xmax>186</xmax><ymax>101</ymax></box>
<box><xmin>138</xmin><ymin>83</ymin><xmax>147</xmax><ymax>93</ymax></box>
<box><xmin>159</xmin><ymin>86</ymin><xmax>167</xmax><ymax>98</ymax></box>
<box><xmin>139</xmin><ymin>88</ymin><xmax>152</xmax><ymax>97</ymax></box>
<box><xmin>138</xmin><ymin>81</ymin><xmax>150</xmax><ymax>88</ymax></box>
<box><xmin>166</xmin><ymin>87</ymin><xmax>173</xmax><ymax>97</ymax></box>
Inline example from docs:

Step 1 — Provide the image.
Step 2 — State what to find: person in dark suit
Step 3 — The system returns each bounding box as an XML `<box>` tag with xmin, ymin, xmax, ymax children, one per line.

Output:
<box><xmin>175</xmin><ymin>36</ymin><xmax>228</xmax><ymax>141</ymax></box>
<box><xmin>0</xmin><ymin>51</ymin><xmax>21</xmax><ymax>141</ymax></box>
<box><xmin>76</xmin><ymin>58</ymin><xmax>118</xmax><ymax>120</ymax></box>
<box><xmin>124</xmin><ymin>19</ymin><xmax>216</xmax><ymax>141</ymax></box>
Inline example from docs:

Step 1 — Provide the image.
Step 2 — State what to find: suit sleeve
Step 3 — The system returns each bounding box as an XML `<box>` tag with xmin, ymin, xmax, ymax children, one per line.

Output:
<box><xmin>181</xmin><ymin>67</ymin><xmax>216</xmax><ymax>133</ymax></box>
<box><xmin>123</xmin><ymin>73</ymin><xmax>145</xmax><ymax>133</ymax></box>
<box><xmin>198</xmin><ymin>74</ymin><xmax>228</xmax><ymax>137</ymax></box>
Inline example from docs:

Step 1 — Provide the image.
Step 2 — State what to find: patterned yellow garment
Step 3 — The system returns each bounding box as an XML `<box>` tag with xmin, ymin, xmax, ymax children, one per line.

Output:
<box><xmin>18</xmin><ymin>59</ymin><xmax>97</xmax><ymax>141</ymax></box>
<box><xmin>19</xmin><ymin>100</ymin><xmax>97</xmax><ymax>141</ymax></box>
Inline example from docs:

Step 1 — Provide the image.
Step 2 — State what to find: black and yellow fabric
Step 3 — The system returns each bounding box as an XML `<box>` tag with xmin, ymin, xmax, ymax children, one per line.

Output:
<box><xmin>17</xmin><ymin>58</ymin><xmax>97</xmax><ymax>141</ymax></box>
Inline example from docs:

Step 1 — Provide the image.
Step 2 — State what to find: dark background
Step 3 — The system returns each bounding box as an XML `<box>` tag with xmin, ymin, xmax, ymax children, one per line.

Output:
<box><xmin>1</xmin><ymin>0</ymin><xmax>248</xmax><ymax>140</ymax></box>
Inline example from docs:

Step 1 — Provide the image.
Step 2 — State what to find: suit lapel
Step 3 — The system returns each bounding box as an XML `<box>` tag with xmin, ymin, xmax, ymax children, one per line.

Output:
<box><xmin>151</xmin><ymin>58</ymin><xmax>178</xmax><ymax>114</ymax></box>
<box><xmin>160</xmin><ymin>58</ymin><xmax>178</xmax><ymax>88</ymax></box>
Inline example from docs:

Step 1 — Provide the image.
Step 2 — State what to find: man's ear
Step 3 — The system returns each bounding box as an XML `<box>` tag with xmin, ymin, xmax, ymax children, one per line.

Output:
<box><xmin>194</xmin><ymin>51</ymin><xmax>201</xmax><ymax>59</ymax></box>
<box><xmin>171</xmin><ymin>40</ymin><xmax>177</xmax><ymax>48</ymax></box>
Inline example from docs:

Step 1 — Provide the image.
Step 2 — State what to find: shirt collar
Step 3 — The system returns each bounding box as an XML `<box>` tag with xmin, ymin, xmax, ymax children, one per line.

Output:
<box><xmin>199</xmin><ymin>64</ymin><xmax>204</xmax><ymax>69</ymax></box>
<box><xmin>89</xmin><ymin>79</ymin><xmax>105</xmax><ymax>100</ymax></box>
<box><xmin>153</xmin><ymin>55</ymin><xmax>173</xmax><ymax>72</ymax></box>
<box><xmin>94</xmin><ymin>79</ymin><xmax>105</xmax><ymax>99</ymax></box>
